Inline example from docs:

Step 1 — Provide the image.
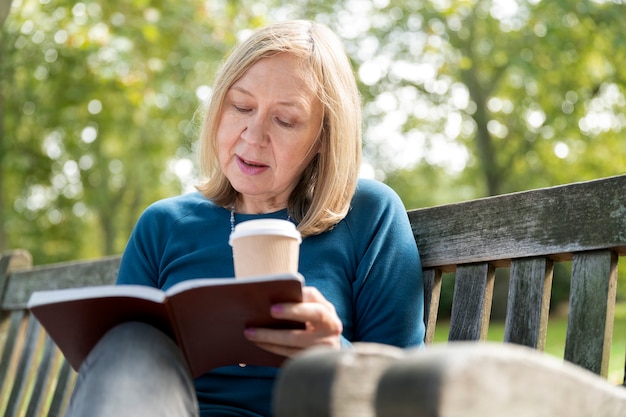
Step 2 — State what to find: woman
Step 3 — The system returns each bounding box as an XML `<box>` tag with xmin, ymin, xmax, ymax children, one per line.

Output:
<box><xmin>66</xmin><ymin>20</ymin><xmax>425</xmax><ymax>417</ymax></box>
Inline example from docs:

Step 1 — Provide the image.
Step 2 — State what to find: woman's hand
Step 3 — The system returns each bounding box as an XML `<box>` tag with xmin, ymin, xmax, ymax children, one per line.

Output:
<box><xmin>243</xmin><ymin>286</ymin><xmax>343</xmax><ymax>358</ymax></box>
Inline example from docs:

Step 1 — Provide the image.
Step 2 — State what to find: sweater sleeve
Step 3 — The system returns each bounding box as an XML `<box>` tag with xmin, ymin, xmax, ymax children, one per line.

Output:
<box><xmin>345</xmin><ymin>179</ymin><xmax>425</xmax><ymax>348</ymax></box>
<box><xmin>116</xmin><ymin>199</ymin><xmax>176</xmax><ymax>288</ymax></box>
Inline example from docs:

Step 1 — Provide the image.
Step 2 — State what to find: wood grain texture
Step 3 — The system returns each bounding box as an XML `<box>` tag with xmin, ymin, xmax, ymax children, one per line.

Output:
<box><xmin>2</xmin><ymin>255</ymin><xmax>121</xmax><ymax>309</ymax></box>
<box><xmin>0</xmin><ymin>249</ymin><xmax>32</xmax><ymax>307</ymax></box>
<box><xmin>422</xmin><ymin>268</ymin><xmax>441</xmax><ymax>344</ymax></box>
<box><xmin>409</xmin><ymin>174</ymin><xmax>626</xmax><ymax>270</ymax></box>
<box><xmin>375</xmin><ymin>343</ymin><xmax>626</xmax><ymax>417</ymax></box>
<box><xmin>565</xmin><ymin>250</ymin><xmax>618</xmax><ymax>376</ymax></box>
<box><xmin>273</xmin><ymin>343</ymin><xmax>405</xmax><ymax>417</ymax></box>
<box><xmin>504</xmin><ymin>257</ymin><xmax>553</xmax><ymax>349</ymax></box>
<box><xmin>273</xmin><ymin>348</ymin><xmax>339</xmax><ymax>417</ymax></box>
<box><xmin>448</xmin><ymin>263</ymin><xmax>494</xmax><ymax>341</ymax></box>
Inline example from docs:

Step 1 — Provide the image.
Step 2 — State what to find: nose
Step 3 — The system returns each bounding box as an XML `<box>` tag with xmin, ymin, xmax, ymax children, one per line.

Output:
<box><xmin>240</xmin><ymin>113</ymin><xmax>269</xmax><ymax>146</ymax></box>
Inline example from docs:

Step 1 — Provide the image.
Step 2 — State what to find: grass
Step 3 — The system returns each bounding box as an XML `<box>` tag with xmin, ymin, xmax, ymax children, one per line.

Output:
<box><xmin>432</xmin><ymin>303</ymin><xmax>626</xmax><ymax>385</ymax></box>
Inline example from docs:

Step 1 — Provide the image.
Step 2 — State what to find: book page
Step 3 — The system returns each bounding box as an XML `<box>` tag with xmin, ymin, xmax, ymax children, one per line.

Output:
<box><xmin>28</xmin><ymin>284</ymin><xmax>166</xmax><ymax>308</ymax></box>
<box><xmin>165</xmin><ymin>273</ymin><xmax>304</xmax><ymax>296</ymax></box>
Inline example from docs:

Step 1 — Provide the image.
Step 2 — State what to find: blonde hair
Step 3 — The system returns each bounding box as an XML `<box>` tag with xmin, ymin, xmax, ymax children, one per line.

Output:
<box><xmin>196</xmin><ymin>20</ymin><xmax>361</xmax><ymax>237</ymax></box>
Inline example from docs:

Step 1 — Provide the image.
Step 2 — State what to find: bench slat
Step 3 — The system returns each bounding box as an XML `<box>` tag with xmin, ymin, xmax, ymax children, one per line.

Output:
<box><xmin>504</xmin><ymin>257</ymin><xmax>553</xmax><ymax>349</ymax></box>
<box><xmin>1</xmin><ymin>312</ymin><xmax>76</xmax><ymax>417</ymax></box>
<box><xmin>48</xmin><ymin>357</ymin><xmax>74</xmax><ymax>417</ymax></box>
<box><xmin>0</xmin><ymin>310</ymin><xmax>23</xmax><ymax>394</ymax></box>
<box><xmin>0</xmin><ymin>253</ymin><xmax>116</xmax><ymax>416</ymax></box>
<box><xmin>423</xmin><ymin>269</ymin><xmax>442</xmax><ymax>344</ymax></box>
<box><xmin>2</xmin><ymin>256</ymin><xmax>121</xmax><ymax>310</ymax></box>
<box><xmin>5</xmin><ymin>315</ymin><xmax>41</xmax><ymax>417</ymax></box>
<box><xmin>25</xmin><ymin>333</ymin><xmax>55</xmax><ymax>416</ymax></box>
<box><xmin>565</xmin><ymin>250</ymin><xmax>618</xmax><ymax>376</ymax></box>
<box><xmin>448</xmin><ymin>263</ymin><xmax>495</xmax><ymax>341</ymax></box>
<box><xmin>409</xmin><ymin>174</ymin><xmax>626</xmax><ymax>270</ymax></box>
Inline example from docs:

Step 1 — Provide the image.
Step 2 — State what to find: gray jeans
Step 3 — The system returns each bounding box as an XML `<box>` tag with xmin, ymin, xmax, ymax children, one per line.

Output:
<box><xmin>65</xmin><ymin>322</ymin><xmax>199</xmax><ymax>417</ymax></box>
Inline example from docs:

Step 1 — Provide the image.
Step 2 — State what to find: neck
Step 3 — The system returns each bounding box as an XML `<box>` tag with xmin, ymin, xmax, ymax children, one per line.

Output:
<box><xmin>229</xmin><ymin>202</ymin><xmax>291</xmax><ymax>233</ymax></box>
<box><xmin>233</xmin><ymin>195</ymin><xmax>289</xmax><ymax>215</ymax></box>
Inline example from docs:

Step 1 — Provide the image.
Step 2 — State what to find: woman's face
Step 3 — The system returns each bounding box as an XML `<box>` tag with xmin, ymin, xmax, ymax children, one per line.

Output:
<box><xmin>217</xmin><ymin>53</ymin><xmax>323</xmax><ymax>213</ymax></box>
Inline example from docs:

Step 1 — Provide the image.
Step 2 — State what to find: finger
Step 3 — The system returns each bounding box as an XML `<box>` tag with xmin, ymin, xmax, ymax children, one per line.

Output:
<box><xmin>302</xmin><ymin>286</ymin><xmax>335</xmax><ymax>309</ymax></box>
<box><xmin>273</xmin><ymin>287</ymin><xmax>342</xmax><ymax>329</ymax></box>
<box><xmin>244</xmin><ymin>327</ymin><xmax>338</xmax><ymax>356</ymax></box>
<box><xmin>246</xmin><ymin>340</ymin><xmax>303</xmax><ymax>358</ymax></box>
<box><xmin>270</xmin><ymin>302</ymin><xmax>343</xmax><ymax>336</ymax></box>
<box><xmin>245</xmin><ymin>327</ymin><xmax>307</xmax><ymax>347</ymax></box>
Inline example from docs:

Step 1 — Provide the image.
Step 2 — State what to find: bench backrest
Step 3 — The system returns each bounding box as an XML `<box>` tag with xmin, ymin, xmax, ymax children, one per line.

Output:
<box><xmin>409</xmin><ymin>173</ymin><xmax>626</xmax><ymax>379</ymax></box>
<box><xmin>1</xmin><ymin>173</ymin><xmax>625</xmax><ymax>416</ymax></box>
<box><xmin>0</xmin><ymin>251</ymin><xmax>120</xmax><ymax>417</ymax></box>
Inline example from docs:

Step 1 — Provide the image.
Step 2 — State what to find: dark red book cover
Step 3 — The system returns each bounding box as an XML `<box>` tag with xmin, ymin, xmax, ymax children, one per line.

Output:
<box><xmin>28</xmin><ymin>273</ymin><xmax>304</xmax><ymax>377</ymax></box>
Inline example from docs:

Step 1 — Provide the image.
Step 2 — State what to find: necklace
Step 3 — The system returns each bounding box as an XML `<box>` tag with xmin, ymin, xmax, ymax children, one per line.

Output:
<box><xmin>230</xmin><ymin>203</ymin><xmax>292</xmax><ymax>233</ymax></box>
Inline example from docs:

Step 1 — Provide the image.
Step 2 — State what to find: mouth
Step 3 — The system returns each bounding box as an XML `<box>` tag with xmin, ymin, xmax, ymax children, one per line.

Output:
<box><xmin>239</xmin><ymin>156</ymin><xmax>268</xmax><ymax>168</ymax></box>
<box><xmin>236</xmin><ymin>155</ymin><xmax>269</xmax><ymax>175</ymax></box>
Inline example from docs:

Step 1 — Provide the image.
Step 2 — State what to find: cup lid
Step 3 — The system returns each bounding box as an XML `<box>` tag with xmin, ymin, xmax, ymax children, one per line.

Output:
<box><xmin>229</xmin><ymin>219</ymin><xmax>302</xmax><ymax>245</ymax></box>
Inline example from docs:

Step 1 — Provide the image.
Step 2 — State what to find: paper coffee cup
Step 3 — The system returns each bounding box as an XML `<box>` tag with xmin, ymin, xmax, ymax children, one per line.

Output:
<box><xmin>229</xmin><ymin>219</ymin><xmax>302</xmax><ymax>278</ymax></box>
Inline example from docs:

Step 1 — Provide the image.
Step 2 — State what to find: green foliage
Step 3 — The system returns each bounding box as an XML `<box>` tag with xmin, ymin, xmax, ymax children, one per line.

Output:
<box><xmin>0</xmin><ymin>0</ymin><xmax>273</xmax><ymax>262</ymax></box>
<box><xmin>311</xmin><ymin>0</ymin><xmax>626</xmax><ymax>200</ymax></box>
<box><xmin>324</xmin><ymin>0</ymin><xmax>626</xmax><ymax>302</ymax></box>
<box><xmin>1</xmin><ymin>0</ymin><xmax>625</xmax><ymax>275</ymax></box>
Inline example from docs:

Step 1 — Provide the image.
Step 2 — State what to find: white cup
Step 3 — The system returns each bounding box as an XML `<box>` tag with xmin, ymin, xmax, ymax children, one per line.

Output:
<box><xmin>229</xmin><ymin>219</ymin><xmax>301</xmax><ymax>278</ymax></box>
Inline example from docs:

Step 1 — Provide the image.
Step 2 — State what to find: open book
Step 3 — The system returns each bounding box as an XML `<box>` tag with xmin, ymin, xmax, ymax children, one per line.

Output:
<box><xmin>28</xmin><ymin>273</ymin><xmax>304</xmax><ymax>378</ymax></box>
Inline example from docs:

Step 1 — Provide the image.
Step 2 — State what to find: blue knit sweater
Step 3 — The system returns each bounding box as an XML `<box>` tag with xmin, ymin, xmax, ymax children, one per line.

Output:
<box><xmin>117</xmin><ymin>178</ymin><xmax>425</xmax><ymax>416</ymax></box>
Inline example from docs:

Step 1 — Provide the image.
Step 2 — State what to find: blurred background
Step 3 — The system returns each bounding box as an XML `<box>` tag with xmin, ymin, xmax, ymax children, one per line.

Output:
<box><xmin>2</xmin><ymin>0</ymin><xmax>626</xmax><ymax>381</ymax></box>
<box><xmin>2</xmin><ymin>0</ymin><xmax>625</xmax><ymax>261</ymax></box>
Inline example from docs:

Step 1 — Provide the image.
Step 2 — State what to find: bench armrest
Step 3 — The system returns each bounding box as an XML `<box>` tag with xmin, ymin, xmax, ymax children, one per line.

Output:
<box><xmin>275</xmin><ymin>342</ymin><xmax>626</xmax><ymax>417</ymax></box>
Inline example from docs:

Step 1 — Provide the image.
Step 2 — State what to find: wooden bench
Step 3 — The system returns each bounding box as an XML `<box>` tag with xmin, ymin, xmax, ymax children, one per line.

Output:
<box><xmin>1</xmin><ymin>174</ymin><xmax>625</xmax><ymax>416</ymax></box>
<box><xmin>274</xmin><ymin>173</ymin><xmax>626</xmax><ymax>416</ymax></box>
<box><xmin>0</xmin><ymin>252</ymin><xmax>120</xmax><ymax>416</ymax></box>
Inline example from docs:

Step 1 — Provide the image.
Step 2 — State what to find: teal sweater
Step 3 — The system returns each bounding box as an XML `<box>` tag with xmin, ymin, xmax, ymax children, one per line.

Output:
<box><xmin>117</xmin><ymin>178</ymin><xmax>425</xmax><ymax>416</ymax></box>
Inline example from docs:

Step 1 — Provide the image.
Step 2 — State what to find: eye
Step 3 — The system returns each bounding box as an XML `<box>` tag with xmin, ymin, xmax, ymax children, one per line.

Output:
<box><xmin>275</xmin><ymin>117</ymin><xmax>295</xmax><ymax>128</ymax></box>
<box><xmin>234</xmin><ymin>105</ymin><xmax>252</xmax><ymax>113</ymax></box>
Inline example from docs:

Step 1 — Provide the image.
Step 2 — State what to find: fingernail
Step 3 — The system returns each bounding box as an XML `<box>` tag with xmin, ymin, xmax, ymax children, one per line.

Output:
<box><xmin>271</xmin><ymin>305</ymin><xmax>283</xmax><ymax>314</ymax></box>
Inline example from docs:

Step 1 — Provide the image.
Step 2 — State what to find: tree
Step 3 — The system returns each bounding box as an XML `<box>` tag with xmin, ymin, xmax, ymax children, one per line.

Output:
<box><xmin>304</xmin><ymin>0</ymin><xmax>626</xmax><ymax>200</ymax></box>
<box><xmin>0</xmin><ymin>0</ymin><xmax>275</xmax><ymax>262</ymax></box>
<box><xmin>0</xmin><ymin>0</ymin><xmax>13</xmax><ymax>27</ymax></box>
<box><xmin>0</xmin><ymin>0</ymin><xmax>14</xmax><ymax>251</ymax></box>
<box><xmin>287</xmin><ymin>0</ymin><xmax>626</xmax><ymax>304</ymax></box>
<box><xmin>2</xmin><ymin>0</ymin><xmax>625</xmax><ymax>264</ymax></box>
